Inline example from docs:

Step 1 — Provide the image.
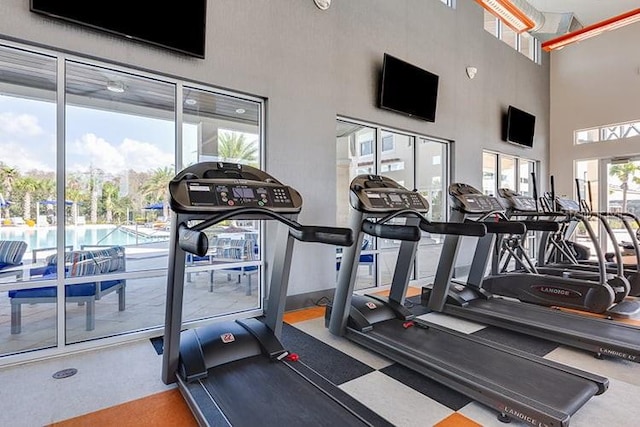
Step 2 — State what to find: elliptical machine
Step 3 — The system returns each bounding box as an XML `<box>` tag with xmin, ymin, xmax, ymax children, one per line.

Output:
<box><xmin>449</xmin><ymin>182</ymin><xmax>640</xmax><ymax>318</ymax></box>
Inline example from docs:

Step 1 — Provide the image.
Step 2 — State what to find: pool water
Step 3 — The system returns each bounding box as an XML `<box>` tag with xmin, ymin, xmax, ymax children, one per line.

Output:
<box><xmin>0</xmin><ymin>225</ymin><xmax>163</xmax><ymax>252</ymax></box>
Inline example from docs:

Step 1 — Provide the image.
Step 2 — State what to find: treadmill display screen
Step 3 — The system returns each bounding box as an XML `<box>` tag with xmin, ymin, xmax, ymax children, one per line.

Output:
<box><xmin>184</xmin><ymin>183</ymin><xmax>296</xmax><ymax>208</ymax></box>
<box><xmin>232</xmin><ymin>187</ymin><xmax>255</xmax><ymax>199</ymax></box>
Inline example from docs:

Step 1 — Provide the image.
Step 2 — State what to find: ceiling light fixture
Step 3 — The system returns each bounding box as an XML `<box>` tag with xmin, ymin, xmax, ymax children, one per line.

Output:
<box><xmin>184</xmin><ymin>98</ymin><xmax>197</xmax><ymax>106</ymax></box>
<box><xmin>313</xmin><ymin>0</ymin><xmax>331</xmax><ymax>11</ymax></box>
<box><xmin>542</xmin><ymin>8</ymin><xmax>640</xmax><ymax>51</ymax></box>
<box><xmin>235</xmin><ymin>108</ymin><xmax>246</xmax><ymax>114</ymax></box>
<box><xmin>106</xmin><ymin>81</ymin><xmax>125</xmax><ymax>93</ymax></box>
<box><xmin>475</xmin><ymin>0</ymin><xmax>535</xmax><ymax>33</ymax></box>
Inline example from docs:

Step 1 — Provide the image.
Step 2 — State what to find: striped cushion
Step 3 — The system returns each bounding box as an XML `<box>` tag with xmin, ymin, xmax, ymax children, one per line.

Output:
<box><xmin>0</xmin><ymin>240</ymin><xmax>27</xmax><ymax>265</ymax></box>
<box><xmin>45</xmin><ymin>246</ymin><xmax>125</xmax><ymax>277</ymax></box>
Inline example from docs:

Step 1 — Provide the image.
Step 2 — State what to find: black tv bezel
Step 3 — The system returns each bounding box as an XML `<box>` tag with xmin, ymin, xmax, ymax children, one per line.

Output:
<box><xmin>29</xmin><ymin>0</ymin><xmax>207</xmax><ymax>59</ymax></box>
<box><xmin>379</xmin><ymin>53</ymin><xmax>439</xmax><ymax>123</ymax></box>
<box><xmin>505</xmin><ymin>105</ymin><xmax>535</xmax><ymax>148</ymax></box>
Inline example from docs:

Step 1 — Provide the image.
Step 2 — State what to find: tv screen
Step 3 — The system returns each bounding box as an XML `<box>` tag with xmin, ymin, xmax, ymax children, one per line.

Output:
<box><xmin>30</xmin><ymin>0</ymin><xmax>207</xmax><ymax>58</ymax></box>
<box><xmin>505</xmin><ymin>105</ymin><xmax>535</xmax><ymax>148</ymax></box>
<box><xmin>379</xmin><ymin>54</ymin><xmax>439</xmax><ymax>122</ymax></box>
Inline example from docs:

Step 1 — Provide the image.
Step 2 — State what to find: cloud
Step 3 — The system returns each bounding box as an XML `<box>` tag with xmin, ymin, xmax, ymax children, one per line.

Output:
<box><xmin>0</xmin><ymin>112</ymin><xmax>44</xmax><ymax>137</ymax></box>
<box><xmin>0</xmin><ymin>139</ymin><xmax>54</xmax><ymax>172</ymax></box>
<box><xmin>68</xmin><ymin>133</ymin><xmax>173</xmax><ymax>173</ymax></box>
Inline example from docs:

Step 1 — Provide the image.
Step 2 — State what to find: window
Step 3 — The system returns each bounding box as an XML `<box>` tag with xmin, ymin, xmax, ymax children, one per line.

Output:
<box><xmin>360</xmin><ymin>139</ymin><xmax>373</xmax><ymax>156</ymax></box>
<box><xmin>483</xmin><ymin>10</ymin><xmax>541</xmax><ymax>64</ymax></box>
<box><xmin>575</xmin><ymin>120</ymin><xmax>640</xmax><ymax>145</ymax></box>
<box><xmin>381</xmin><ymin>134</ymin><xmax>394</xmax><ymax>152</ymax></box>
<box><xmin>0</xmin><ymin>40</ymin><xmax>264</xmax><ymax>360</ymax></box>
<box><xmin>337</xmin><ymin>119</ymin><xmax>450</xmax><ymax>289</ymax></box>
<box><xmin>483</xmin><ymin>151</ymin><xmax>537</xmax><ymax>196</ymax></box>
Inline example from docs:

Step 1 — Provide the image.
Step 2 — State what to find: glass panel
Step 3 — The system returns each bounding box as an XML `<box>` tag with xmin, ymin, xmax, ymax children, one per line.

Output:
<box><xmin>0</xmin><ymin>45</ymin><xmax>58</xmax><ymax>355</ymax></box>
<box><xmin>336</xmin><ymin>120</ymin><xmax>377</xmax><ymax>289</ymax></box>
<box><xmin>380</xmin><ymin>130</ymin><xmax>414</xmax><ymax>286</ymax></box>
<box><xmin>519</xmin><ymin>32</ymin><xmax>535</xmax><ymax>61</ymax></box>
<box><xmin>482</xmin><ymin>152</ymin><xmax>497</xmax><ymax>196</ymax></box>
<box><xmin>500</xmin><ymin>156</ymin><xmax>516</xmax><ymax>190</ymax></box>
<box><xmin>575</xmin><ymin>128</ymin><xmax>599</xmax><ymax>145</ymax></box>
<box><xmin>182</xmin><ymin>88</ymin><xmax>263</xmax><ymax>320</ymax></box>
<box><xmin>518</xmin><ymin>160</ymin><xmax>535</xmax><ymax>196</ymax></box>
<box><xmin>64</xmin><ymin>61</ymin><xmax>176</xmax><ymax>343</ymax></box>
<box><xmin>415</xmin><ymin>138</ymin><xmax>448</xmax><ymax>282</ymax></box>
<box><xmin>607</xmin><ymin>161</ymin><xmax>640</xmax><ymax>254</ymax></box>
<box><xmin>484</xmin><ymin>10</ymin><xmax>498</xmax><ymax>37</ymax></box>
<box><xmin>500</xmin><ymin>24</ymin><xmax>517</xmax><ymax>50</ymax></box>
<box><xmin>574</xmin><ymin>160</ymin><xmax>600</xmax><ymax>255</ymax></box>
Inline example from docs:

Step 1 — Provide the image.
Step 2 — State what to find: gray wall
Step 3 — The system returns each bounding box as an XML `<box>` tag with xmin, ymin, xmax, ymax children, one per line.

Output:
<box><xmin>549</xmin><ymin>22</ymin><xmax>640</xmax><ymax>198</ymax></box>
<box><xmin>0</xmin><ymin>0</ymin><xmax>550</xmax><ymax>297</ymax></box>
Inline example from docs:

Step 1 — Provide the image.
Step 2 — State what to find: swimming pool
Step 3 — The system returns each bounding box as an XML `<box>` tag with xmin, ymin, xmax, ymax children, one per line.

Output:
<box><xmin>0</xmin><ymin>225</ymin><xmax>168</xmax><ymax>252</ymax></box>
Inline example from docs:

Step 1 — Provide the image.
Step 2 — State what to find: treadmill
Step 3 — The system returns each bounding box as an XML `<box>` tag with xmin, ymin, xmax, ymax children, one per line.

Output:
<box><xmin>424</xmin><ymin>182</ymin><xmax>640</xmax><ymax>364</ymax></box>
<box><xmin>327</xmin><ymin>174</ymin><xmax>607</xmax><ymax>427</ymax></box>
<box><xmin>161</xmin><ymin>162</ymin><xmax>392</xmax><ymax>427</ymax></box>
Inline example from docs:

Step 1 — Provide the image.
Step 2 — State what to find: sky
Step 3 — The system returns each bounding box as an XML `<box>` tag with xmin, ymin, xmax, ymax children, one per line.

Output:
<box><xmin>0</xmin><ymin>95</ymin><xmax>175</xmax><ymax>176</ymax></box>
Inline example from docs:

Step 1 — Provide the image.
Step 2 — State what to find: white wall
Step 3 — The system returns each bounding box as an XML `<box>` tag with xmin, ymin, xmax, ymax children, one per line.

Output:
<box><xmin>549</xmin><ymin>22</ymin><xmax>640</xmax><ymax>198</ymax></box>
<box><xmin>0</xmin><ymin>0</ymin><xmax>550</xmax><ymax>297</ymax></box>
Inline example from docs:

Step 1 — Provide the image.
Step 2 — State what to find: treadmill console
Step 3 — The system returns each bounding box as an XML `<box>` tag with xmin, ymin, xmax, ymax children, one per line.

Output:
<box><xmin>498</xmin><ymin>188</ymin><xmax>539</xmax><ymax>212</ymax></box>
<box><xmin>349</xmin><ymin>174</ymin><xmax>429</xmax><ymax>214</ymax></box>
<box><xmin>169</xmin><ymin>162</ymin><xmax>303</xmax><ymax>214</ymax></box>
<box><xmin>555</xmin><ymin>197</ymin><xmax>581</xmax><ymax>212</ymax></box>
<box><xmin>449</xmin><ymin>183</ymin><xmax>505</xmax><ymax>214</ymax></box>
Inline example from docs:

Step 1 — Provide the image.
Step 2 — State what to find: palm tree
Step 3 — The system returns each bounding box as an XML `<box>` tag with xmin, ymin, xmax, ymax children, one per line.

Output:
<box><xmin>102</xmin><ymin>181</ymin><xmax>120</xmax><ymax>224</ymax></box>
<box><xmin>609</xmin><ymin>162</ymin><xmax>640</xmax><ymax>212</ymax></box>
<box><xmin>140</xmin><ymin>166</ymin><xmax>175</xmax><ymax>219</ymax></box>
<box><xmin>218</xmin><ymin>132</ymin><xmax>258</xmax><ymax>165</ymax></box>
<box><xmin>0</xmin><ymin>165</ymin><xmax>19</xmax><ymax>219</ymax></box>
<box><xmin>14</xmin><ymin>176</ymin><xmax>39</xmax><ymax>220</ymax></box>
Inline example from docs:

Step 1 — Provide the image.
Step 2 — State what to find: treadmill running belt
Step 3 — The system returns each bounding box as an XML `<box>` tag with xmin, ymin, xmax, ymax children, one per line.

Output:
<box><xmin>368</xmin><ymin>319</ymin><xmax>600</xmax><ymax>417</ymax></box>
<box><xmin>195</xmin><ymin>355</ymin><xmax>390</xmax><ymax>426</ymax></box>
<box><xmin>461</xmin><ymin>298</ymin><xmax>640</xmax><ymax>345</ymax></box>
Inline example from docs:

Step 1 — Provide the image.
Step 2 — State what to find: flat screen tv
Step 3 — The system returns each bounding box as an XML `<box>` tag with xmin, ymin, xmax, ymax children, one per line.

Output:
<box><xmin>505</xmin><ymin>106</ymin><xmax>536</xmax><ymax>148</ymax></box>
<box><xmin>30</xmin><ymin>0</ymin><xmax>207</xmax><ymax>58</ymax></box>
<box><xmin>379</xmin><ymin>53</ymin><xmax>439</xmax><ymax>122</ymax></box>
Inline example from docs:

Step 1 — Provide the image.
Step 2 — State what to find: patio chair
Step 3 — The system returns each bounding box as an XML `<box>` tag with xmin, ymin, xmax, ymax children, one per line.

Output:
<box><xmin>186</xmin><ymin>238</ymin><xmax>259</xmax><ymax>295</ymax></box>
<box><xmin>0</xmin><ymin>240</ymin><xmax>28</xmax><ymax>280</ymax></box>
<box><xmin>8</xmin><ymin>246</ymin><xmax>126</xmax><ymax>334</ymax></box>
<box><xmin>336</xmin><ymin>238</ymin><xmax>374</xmax><ymax>274</ymax></box>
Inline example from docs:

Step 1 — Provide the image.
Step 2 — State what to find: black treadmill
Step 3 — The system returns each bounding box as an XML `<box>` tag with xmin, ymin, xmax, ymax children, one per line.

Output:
<box><xmin>424</xmin><ymin>182</ymin><xmax>640</xmax><ymax>364</ymax></box>
<box><xmin>161</xmin><ymin>162</ymin><xmax>392</xmax><ymax>427</ymax></box>
<box><xmin>327</xmin><ymin>174</ymin><xmax>607</xmax><ymax>427</ymax></box>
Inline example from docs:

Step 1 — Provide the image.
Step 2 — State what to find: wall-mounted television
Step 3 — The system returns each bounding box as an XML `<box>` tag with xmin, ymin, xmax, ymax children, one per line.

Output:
<box><xmin>379</xmin><ymin>53</ymin><xmax>439</xmax><ymax>123</ymax></box>
<box><xmin>504</xmin><ymin>105</ymin><xmax>535</xmax><ymax>148</ymax></box>
<box><xmin>30</xmin><ymin>0</ymin><xmax>207</xmax><ymax>58</ymax></box>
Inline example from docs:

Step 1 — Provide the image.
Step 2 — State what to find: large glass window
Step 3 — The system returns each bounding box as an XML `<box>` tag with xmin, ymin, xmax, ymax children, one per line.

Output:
<box><xmin>336</xmin><ymin>119</ymin><xmax>450</xmax><ymax>289</ymax></box>
<box><xmin>483</xmin><ymin>151</ymin><xmax>537</xmax><ymax>197</ymax></box>
<box><xmin>575</xmin><ymin>120</ymin><xmax>640</xmax><ymax>145</ymax></box>
<box><xmin>0</xmin><ymin>41</ymin><xmax>264</xmax><ymax>360</ymax></box>
<box><xmin>482</xmin><ymin>10</ymin><xmax>541</xmax><ymax>64</ymax></box>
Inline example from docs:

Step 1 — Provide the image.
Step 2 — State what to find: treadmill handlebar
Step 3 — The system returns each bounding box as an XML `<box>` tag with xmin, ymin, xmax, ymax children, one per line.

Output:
<box><xmin>421</xmin><ymin>220</ymin><xmax>486</xmax><ymax>237</ymax></box>
<box><xmin>289</xmin><ymin>226</ymin><xmax>353</xmax><ymax>247</ymax></box>
<box><xmin>178</xmin><ymin>223</ymin><xmax>209</xmax><ymax>257</ymax></box>
<box><xmin>362</xmin><ymin>220</ymin><xmax>422</xmax><ymax>242</ymax></box>
<box><xmin>476</xmin><ymin>219</ymin><xmax>526</xmax><ymax>235</ymax></box>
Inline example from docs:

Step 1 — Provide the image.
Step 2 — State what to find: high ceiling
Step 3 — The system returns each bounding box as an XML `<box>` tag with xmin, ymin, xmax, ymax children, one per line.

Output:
<box><xmin>526</xmin><ymin>0</ymin><xmax>639</xmax><ymax>27</ymax></box>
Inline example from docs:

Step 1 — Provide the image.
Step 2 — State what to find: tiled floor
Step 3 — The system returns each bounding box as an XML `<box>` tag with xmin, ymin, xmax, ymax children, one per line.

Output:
<box><xmin>1</xmin><ymin>299</ymin><xmax>640</xmax><ymax>427</ymax></box>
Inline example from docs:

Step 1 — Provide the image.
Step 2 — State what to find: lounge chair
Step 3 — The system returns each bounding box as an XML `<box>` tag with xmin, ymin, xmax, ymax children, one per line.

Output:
<box><xmin>9</xmin><ymin>246</ymin><xmax>126</xmax><ymax>334</ymax></box>
<box><xmin>0</xmin><ymin>240</ymin><xmax>28</xmax><ymax>280</ymax></box>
